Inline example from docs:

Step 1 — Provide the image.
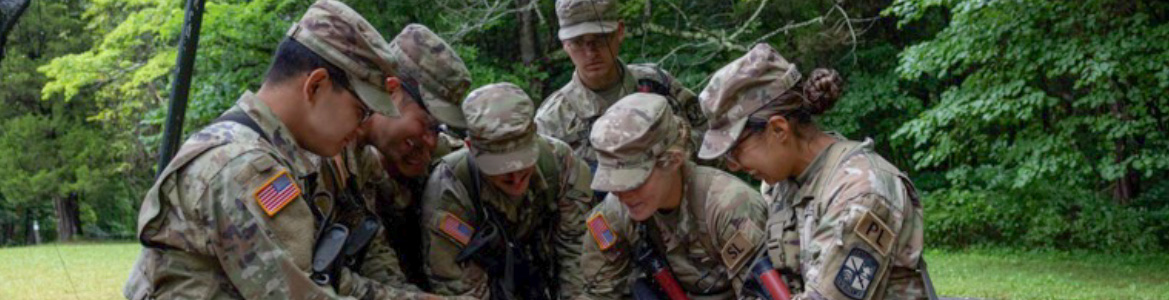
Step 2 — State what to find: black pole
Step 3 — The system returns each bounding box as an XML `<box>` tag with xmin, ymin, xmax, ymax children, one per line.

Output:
<box><xmin>156</xmin><ymin>0</ymin><xmax>206</xmax><ymax>177</ymax></box>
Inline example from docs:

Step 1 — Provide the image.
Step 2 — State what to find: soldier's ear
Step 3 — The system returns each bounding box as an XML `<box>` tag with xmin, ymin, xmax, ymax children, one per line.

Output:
<box><xmin>614</xmin><ymin>22</ymin><xmax>626</xmax><ymax>44</ymax></box>
<box><xmin>303</xmin><ymin>68</ymin><xmax>330</xmax><ymax>106</ymax></box>
<box><xmin>767</xmin><ymin>115</ymin><xmax>791</xmax><ymax>141</ymax></box>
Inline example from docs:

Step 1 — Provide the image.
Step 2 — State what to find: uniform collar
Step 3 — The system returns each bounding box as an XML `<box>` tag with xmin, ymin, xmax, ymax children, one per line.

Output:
<box><xmin>237</xmin><ymin>91</ymin><xmax>318</xmax><ymax>177</ymax></box>
<box><xmin>566</xmin><ymin>60</ymin><xmax>637</xmax><ymax>118</ymax></box>
<box><xmin>652</xmin><ymin>162</ymin><xmax>696</xmax><ymax>250</ymax></box>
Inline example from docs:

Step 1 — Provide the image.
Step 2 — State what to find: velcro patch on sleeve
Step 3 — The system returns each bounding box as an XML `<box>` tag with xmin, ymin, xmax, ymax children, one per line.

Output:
<box><xmin>719</xmin><ymin>221</ymin><xmax>759</xmax><ymax>273</ymax></box>
<box><xmin>440</xmin><ymin>213</ymin><xmax>475</xmax><ymax>246</ymax></box>
<box><xmin>834</xmin><ymin>247</ymin><xmax>880</xmax><ymax>300</ymax></box>
<box><xmin>254</xmin><ymin>170</ymin><xmax>301</xmax><ymax>217</ymax></box>
<box><xmin>854</xmin><ymin>211</ymin><xmax>895</xmax><ymax>256</ymax></box>
<box><xmin>587</xmin><ymin>213</ymin><xmax>617</xmax><ymax>250</ymax></box>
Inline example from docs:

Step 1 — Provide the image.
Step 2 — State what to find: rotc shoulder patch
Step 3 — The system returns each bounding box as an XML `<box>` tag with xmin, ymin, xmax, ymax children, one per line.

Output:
<box><xmin>834</xmin><ymin>247</ymin><xmax>879</xmax><ymax>300</ymax></box>
<box><xmin>254</xmin><ymin>170</ymin><xmax>301</xmax><ymax>217</ymax></box>
<box><xmin>587</xmin><ymin>213</ymin><xmax>617</xmax><ymax>250</ymax></box>
<box><xmin>440</xmin><ymin>213</ymin><xmax>474</xmax><ymax>246</ymax></box>
<box><xmin>854</xmin><ymin>211</ymin><xmax>895</xmax><ymax>256</ymax></box>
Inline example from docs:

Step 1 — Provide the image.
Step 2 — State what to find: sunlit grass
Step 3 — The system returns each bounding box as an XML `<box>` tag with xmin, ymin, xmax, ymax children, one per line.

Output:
<box><xmin>1</xmin><ymin>243</ymin><xmax>1167</xmax><ymax>299</ymax></box>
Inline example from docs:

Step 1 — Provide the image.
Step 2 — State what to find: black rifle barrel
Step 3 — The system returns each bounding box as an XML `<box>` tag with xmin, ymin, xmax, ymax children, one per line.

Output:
<box><xmin>156</xmin><ymin>0</ymin><xmax>206</xmax><ymax>177</ymax></box>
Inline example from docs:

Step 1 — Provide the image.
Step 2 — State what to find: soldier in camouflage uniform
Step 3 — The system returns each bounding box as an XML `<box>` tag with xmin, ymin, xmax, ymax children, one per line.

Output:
<box><xmin>421</xmin><ymin>83</ymin><xmax>595</xmax><ymax>299</ymax></box>
<box><xmin>316</xmin><ymin>24</ymin><xmax>473</xmax><ymax>293</ymax></box>
<box><xmin>577</xmin><ymin>93</ymin><xmax>768</xmax><ymax>300</ymax></box>
<box><xmin>123</xmin><ymin>1</ymin><xmax>415</xmax><ymax>299</ymax></box>
<box><xmin>697</xmin><ymin>43</ymin><xmax>930</xmax><ymax>300</ymax></box>
<box><xmin>536</xmin><ymin>0</ymin><xmax>708</xmax><ymax>173</ymax></box>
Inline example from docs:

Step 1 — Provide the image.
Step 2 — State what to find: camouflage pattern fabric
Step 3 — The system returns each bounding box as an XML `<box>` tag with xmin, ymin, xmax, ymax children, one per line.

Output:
<box><xmin>577</xmin><ymin>162</ymin><xmax>767</xmax><ymax>300</ymax></box>
<box><xmin>555</xmin><ymin>0</ymin><xmax>618</xmax><ymax>40</ymax></box>
<box><xmin>695</xmin><ymin>43</ymin><xmax>800</xmax><ymax>160</ymax></box>
<box><xmin>763</xmin><ymin>138</ymin><xmax>927</xmax><ymax>300</ymax></box>
<box><xmin>388</xmin><ymin>24</ymin><xmax>472</xmax><ymax>129</ymax></box>
<box><xmin>420</xmin><ymin>83</ymin><xmax>595</xmax><ymax>298</ymax></box>
<box><xmin>535</xmin><ymin>62</ymin><xmax>707</xmax><ymax>171</ymax></box>
<box><xmin>125</xmin><ymin>92</ymin><xmax>344</xmax><ymax>299</ymax></box>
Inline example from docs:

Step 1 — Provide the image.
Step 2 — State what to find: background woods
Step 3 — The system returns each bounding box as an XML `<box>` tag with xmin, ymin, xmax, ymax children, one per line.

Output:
<box><xmin>0</xmin><ymin>0</ymin><xmax>1166</xmax><ymax>252</ymax></box>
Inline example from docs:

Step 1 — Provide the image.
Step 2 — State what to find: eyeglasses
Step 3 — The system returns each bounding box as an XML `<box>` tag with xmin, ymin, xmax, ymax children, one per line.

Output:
<box><xmin>342</xmin><ymin>84</ymin><xmax>375</xmax><ymax>123</ymax></box>
<box><xmin>723</xmin><ymin>121</ymin><xmax>768</xmax><ymax>166</ymax></box>
<box><xmin>564</xmin><ymin>33</ymin><xmax>614</xmax><ymax>51</ymax></box>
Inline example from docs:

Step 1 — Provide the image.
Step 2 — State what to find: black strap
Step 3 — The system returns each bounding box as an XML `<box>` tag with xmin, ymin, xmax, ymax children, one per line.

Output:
<box><xmin>212</xmin><ymin>111</ymin><xmax>271</xmax><ymax>143</ymax></box>
<box><xmin>466</xmin><ymin>156</ymin><xmax>519</xmax><ymax>300</ymax></box>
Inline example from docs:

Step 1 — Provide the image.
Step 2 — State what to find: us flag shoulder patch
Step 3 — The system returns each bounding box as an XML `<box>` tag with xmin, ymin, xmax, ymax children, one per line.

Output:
<box><xmin>440</xmin><ymin>213</ymin><xmax>474</xmax><ymax>246</ymax></box>
<box><xmin>253</xmin><ymin>170</ymin><xmax>301</xmax><ymax>217</ymax></box>
<box><xmin>588</xmin><ymin>213</ymin><xmax>617</xmax><ymax>250</ymax></box>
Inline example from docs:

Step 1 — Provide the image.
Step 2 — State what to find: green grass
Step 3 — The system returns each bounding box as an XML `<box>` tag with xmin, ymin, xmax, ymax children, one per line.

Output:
<box><xmin>925</xmin><ymin>248</ymin><xmax>1169</xmax><ymax>299</ymax></box>
<box><xmin>0</xmin><ymin>242</ymin><xmax>140</xmax><ymax>300</ymax></box>
<box><xmin>1</xmin><ymin>243</ymin><xmax>1167</xmax><ymax>299</ymax></box>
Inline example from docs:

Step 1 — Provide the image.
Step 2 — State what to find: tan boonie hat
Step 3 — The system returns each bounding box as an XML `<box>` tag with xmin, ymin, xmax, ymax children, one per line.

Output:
<box><xmin>589</xmin><ymin>93</ymin><xmax>682</xmax><ymax>192</ymax></box>
<box><xmin>389</xmin><ymin>24</ymin><xmax>473</xmax><ymax>129</ymax></box>
<box><xmin>556</xmin><ymin>0</ymin><xmax>619</xmax><ymax>40</ymax></box>
<box><xmin>697</xmin><ymin>43</ymin><xmax>801</xmax><ymax>160</ymax></box>
<box><xmin>463</xmin><ymin>83</ymin><xmax>539</xmax><ymax>175</ymax></box>
<box><xmin>286</xmin><ymin>0</ymin><xmax>399</xmax><ymax>117</ymax></box>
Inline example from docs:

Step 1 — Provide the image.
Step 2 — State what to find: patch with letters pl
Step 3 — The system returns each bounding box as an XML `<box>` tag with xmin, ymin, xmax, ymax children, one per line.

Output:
<box><xmin>440</xmin><ymin>213</ymin><xmax>474</xmax><ymax>246</ymax></box>
<box><xmin>254</xmin><ymin>170</ymin><xmax>301</xmax><ymax>217</ymax></box>
<box><xmin>588</xmin><ymin>213</ymin><xmax>617</xmax><ymax>250</ymax></box>
<box><xmin>834</xmin><ymin>247</ymin><xmax>879</xmax><ymax>300</ymax></box>
<box><xmin>854</xmin><ymin>211</ymin><xmax>895</xmax><ymax>256</ymax></box>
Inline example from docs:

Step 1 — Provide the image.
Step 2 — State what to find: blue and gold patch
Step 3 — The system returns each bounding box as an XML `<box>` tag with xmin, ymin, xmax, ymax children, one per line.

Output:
<box><xmin>834</xmin><ymin>247</ymin><xmax>879</xmax><ymax>300</ymax></box>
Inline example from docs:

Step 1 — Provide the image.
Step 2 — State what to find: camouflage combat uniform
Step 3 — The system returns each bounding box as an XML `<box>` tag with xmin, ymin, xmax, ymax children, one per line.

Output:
<box><xmin>697</xmin><ymin>43</ymin><xmax>929</xmax><ymax>300</ymax></box>
<box><xmin>536</xmin><ymin>0</ymin><xmax>707</xmax><ymax>171</ymax></box>
<box><xmin>317</xmin><ymin>24</ymin><xmax>473</xmax><ymax>293</ymax></box>
<box><xmin>577</xmin><ymin>93</ymin><xmax>768</xmax><ymax>300</ymax></box>
<box><xmin>122</xmin><ymin>1</ymin><xmax>415</xmax><ymax>299</ymax></box>
<box><xmin>421</xmin><ymin>83</ymin><xmax>595</xmax><ymax>299</ymax></box>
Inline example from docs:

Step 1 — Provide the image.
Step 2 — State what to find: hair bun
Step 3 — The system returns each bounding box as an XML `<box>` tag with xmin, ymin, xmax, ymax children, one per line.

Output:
<box><xmin>802</xmin><ymin>68</ymin><xmax>844</xmax><ymax>115</ymax></box>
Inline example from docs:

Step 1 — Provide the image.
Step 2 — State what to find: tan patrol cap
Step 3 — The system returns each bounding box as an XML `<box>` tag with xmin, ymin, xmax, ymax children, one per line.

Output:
<box><xmin>555</xmin><ymin>0</ymin><xmax>619</xmax><ymax>40</ymax></box>
<box><xmin>286</xmin><ymin>0</ymin><xmax>399</xmax><ymax>117</ymax></box>
<box><xmin>389</xmin><ymin>24</ymin><xmax>473</xmax><ymax>129</ymax></box>
<box><xmin>589</xmin><ymin>93</ymin><xmax>682</xmax><ymax>192</ymax></box>
<box><xmin>698</xmin><ymin>43</ymin><xmax>801</xmax><ymax>160</ymax></box>
<box><xmin>463</xmin><ymin>83</ymin><xmax>539</xmax><ymax>175</ymax></box>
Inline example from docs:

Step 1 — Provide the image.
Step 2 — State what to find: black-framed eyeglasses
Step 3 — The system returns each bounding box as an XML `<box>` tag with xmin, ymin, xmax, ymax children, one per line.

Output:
<box><xmin>342</xmin><ymin>84</ymin><xmax>375</xmax><ymax>123</ymax></box>
<box><xmin>399</xmin><ymin>77</ymin><xmax>429</xmax><ymax>114</ymax></box>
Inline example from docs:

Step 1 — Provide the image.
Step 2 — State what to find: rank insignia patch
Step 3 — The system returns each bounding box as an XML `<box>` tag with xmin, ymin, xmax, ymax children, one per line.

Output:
<box><xmin>588</xmin><ymin>213</ymin><xmax>617</xmax><ymax>250</ymax></box>
<box><xmin>834</xmin><ymin>247</ymin><xmax>879</xmax><ymax>300</ymax></box>
<box><xmin>254</xmin><ymin>171</ymin><xmax>301</xmax><ymax>217</ymax></box>
<box><xmin>440</xmin><ymin>213</ymin><xmax>474</xmax><ymax>246</ymax></box>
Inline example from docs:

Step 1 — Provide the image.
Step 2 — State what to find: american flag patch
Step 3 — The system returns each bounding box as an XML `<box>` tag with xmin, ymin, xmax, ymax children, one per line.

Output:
<box><xmin>440</xmin><ymin>213</ymin><xmax>474</xmax><ymax>246</ymax></box>
<box><xmin>588</xmin><ymin>213</ymin><xmax>617</xmax><ymax>250</ymax></box>
<box><xmin>253</xmin><ymin>171</ymin><xmax>301</xmax><ymax>217</ymax></box>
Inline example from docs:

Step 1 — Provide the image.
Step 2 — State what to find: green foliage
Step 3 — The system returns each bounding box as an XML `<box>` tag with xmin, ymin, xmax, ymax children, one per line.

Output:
<box><xmin>887</xmin><ymin>0</ymin><xmax>1169</xmax><ymax>191</ymax></box>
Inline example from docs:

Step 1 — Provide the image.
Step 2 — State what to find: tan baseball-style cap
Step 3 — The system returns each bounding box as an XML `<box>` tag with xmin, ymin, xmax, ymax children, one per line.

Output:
<box><xmin>555</xmin><ymin>0</ymin><xmax>619</xmax><ymax>40</ymax></box>
<box><xmin>462</xmin><ymin>83</ymin><xmax>539</xmax><ymax>175</ymax></box>
<box><xmin>388</xmin><ymin>24</ymin><xmax>473</xmax><ymax>129</ymax></box>
<box><xmin>589</xmin><ymin>93</ymin><xmax>683</xmax><ymax>192</ymax></box>
<box><xmin>286</xmin><ymin>0</ymin><xmax>399</xmax><ymax>117</ymax></box>
<box><xmin>697</xmin><ymin>43</ymin><xmax>801</xmax><ymax>160</ymax></box>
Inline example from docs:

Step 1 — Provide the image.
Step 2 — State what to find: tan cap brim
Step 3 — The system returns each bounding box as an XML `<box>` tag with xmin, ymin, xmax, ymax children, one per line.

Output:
<box><xmin>558</xmin><ymin>21</ymin><xmax>618</xmax><ymax>40</ymax></box>
<box><xmin>698</xmin><ymin>117</ymin><xmax>749</xmax><ymax>160</ymax></box>
<box><xmin>591</xmin><ymin>159</ymin><xmax>654</xmax><ymax>192</ymax></box>
<box><xmin>350</xmin><ymin>76</ymin><xmax>400</xmax><ymax>117</ymax></box>
<box><xmin>421</xmin><ymin>88</ymin><xmax>467</xmax><ymax>129</ymax></box>
<box><xmin>472</xmin><ymin>140</ymin><xmax>539</xmax><ymax>176</ymax></box>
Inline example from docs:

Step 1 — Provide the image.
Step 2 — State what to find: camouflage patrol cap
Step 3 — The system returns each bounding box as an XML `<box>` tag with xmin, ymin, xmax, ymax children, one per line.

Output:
<box><xmin>589</xmin><ymin>93</ymin><xmax>682</xmax><ymax>192</ymax></box>
<box><xmin>286</xmin><ymin>0</ymin><xmax>399</xmax><ymax>117</ymax></box>
<box><xmin>389</xmin><ymin>24</ymin><xmax>473</xmax><ymax>129</ymax></box>
<box><xmin>463</xmin><ymin>83</ymin><xmax>539</xmax><ymax>175</ymax></box>
<box><xmin>556</xmin><ymin>0</ymin><xmax>619</xmax><ymax>40</ymax></box>
<box><xmin>697</xmin><ymin>43</ymin><xmax>801</xmax><ymax>160</ymax></box>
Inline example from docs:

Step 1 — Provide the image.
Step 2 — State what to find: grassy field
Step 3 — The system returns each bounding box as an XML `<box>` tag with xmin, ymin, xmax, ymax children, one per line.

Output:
<box><xmin>0</xmin><ymin>243</ymin><xmax>1167</xmax><ymax>299</ymax></box>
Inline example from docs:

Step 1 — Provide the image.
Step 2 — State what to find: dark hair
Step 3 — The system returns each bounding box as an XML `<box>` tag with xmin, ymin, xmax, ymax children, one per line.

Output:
<box><xmin>746</xmin><ymin>68</ymin><xmax>844</xmax><ymax>137</ymax></box>
<box><xmin>264</xmin><ymin>37</ymin><xmax>351</xmax><ymax>91</ymax></box>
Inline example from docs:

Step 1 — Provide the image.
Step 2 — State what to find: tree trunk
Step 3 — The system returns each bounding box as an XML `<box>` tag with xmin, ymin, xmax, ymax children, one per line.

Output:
<box><xmin>516</xmin><ymin>0</ymin><xmax>542</xmax><ymax>96</ymax></box>
<box><xmin>1111</xmin><ymin>100</ymin><xmax>1139</xmax><ymax>204</ymax></box>
<box><xmin>0</xmin><ymin>0</ymin><xmax>33</xmax><ymax>64</ymax></box>
<box><xmin>23</xmin><ymin>208</ymin><xmax>35</xmax><ymax>244</ymax></box>
<box><xmin>53</xmin><ymin>193</ymin><xmax>81</xmax><ymax>242</ymax></box>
